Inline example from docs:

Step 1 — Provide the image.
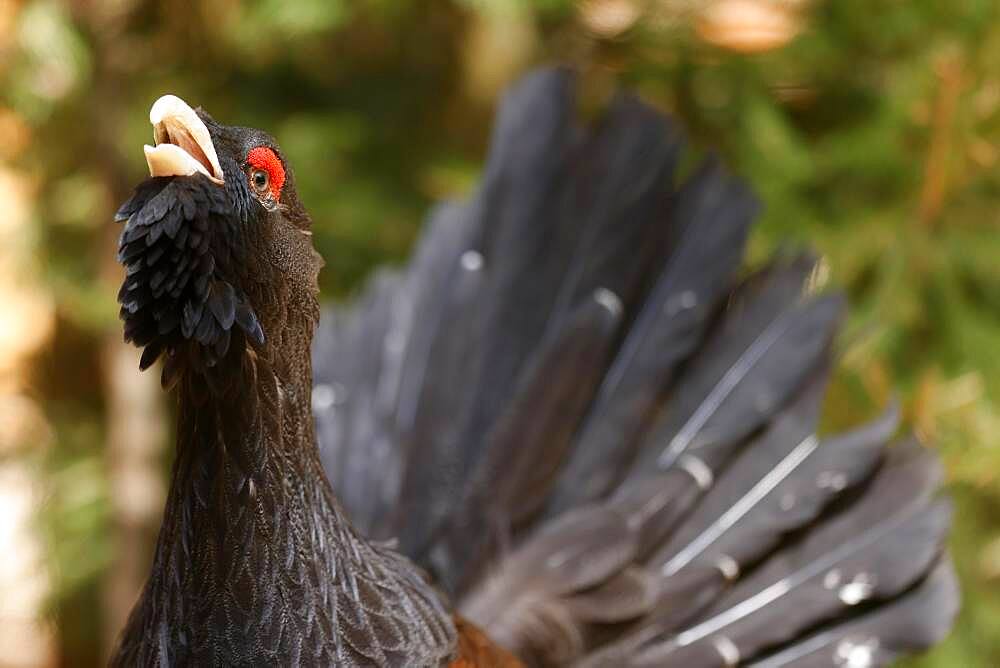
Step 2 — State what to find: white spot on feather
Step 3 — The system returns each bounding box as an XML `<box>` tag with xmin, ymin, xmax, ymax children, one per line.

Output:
<box><xmin>839</xmin><ymin>573</ymin><xmax>876</xmax><ymax>605</ymax></box>
<box><xmin>460</xmin><ymin>250</ymin><xmax>484</xmax><ymax>272</ymax></box>
<box><xmin>593</xmin><ymin>287</ymin><xmax>623</xmax><ymax>318</ymax></box>
<box><xmin>835</xmin><ymin>636</ymin><xmax>879</xmax><ymax>667</ymax></box>
<box><xmin>818</xmin><ymin>470</ymin><xmax>848</xmax><ymax>491</ymax></box>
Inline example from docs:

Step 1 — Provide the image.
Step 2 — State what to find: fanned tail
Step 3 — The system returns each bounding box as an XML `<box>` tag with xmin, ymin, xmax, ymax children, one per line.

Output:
<box><xmin>312</xmin><ymin>67</ymin><xmax>958</xmax><ymax>666</ymax></box>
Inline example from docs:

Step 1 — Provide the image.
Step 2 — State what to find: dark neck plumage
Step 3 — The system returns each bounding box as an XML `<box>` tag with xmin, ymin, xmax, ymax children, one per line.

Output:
<box><xmin>113</xmin><ymin>315</ymin><xmax>457</xmax><ymax>666</ymax></box>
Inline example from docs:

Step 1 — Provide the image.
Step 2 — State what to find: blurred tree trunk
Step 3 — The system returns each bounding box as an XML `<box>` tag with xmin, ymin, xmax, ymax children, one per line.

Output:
<box><xmin>79</xmin><ymin>2</ymin><xmax>169</xmax><ymax>660</ymax></box>
<box><xmin>0</xmin><ymin>127</ymin><xmax>57</xmax><ymax>668</ymax></box>
<box><xmin>99</xmin><ymin>334</ymin><xmax>165</xmax><ymax>659</ymax></box>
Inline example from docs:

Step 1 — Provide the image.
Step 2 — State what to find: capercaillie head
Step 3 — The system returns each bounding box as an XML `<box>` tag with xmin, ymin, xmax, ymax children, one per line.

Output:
<box><xmin>116</xmin><ymin>95</ymin><xmax>322</xmax><ymax>390</ymax></box>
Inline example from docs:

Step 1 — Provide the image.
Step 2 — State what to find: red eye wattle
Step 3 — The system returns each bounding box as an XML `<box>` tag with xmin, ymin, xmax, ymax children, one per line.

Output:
<box><xmin>247</xmin><ymin>146</ymin><xmax>286</xmax><ymax>199</ymax></box>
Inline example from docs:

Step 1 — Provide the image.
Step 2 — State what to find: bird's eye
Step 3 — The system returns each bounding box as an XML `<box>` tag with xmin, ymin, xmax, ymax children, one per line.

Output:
<box><xmin>246</xmin><ymin>146</ymin><xmax>285</xmax><ymax>203</ymax></box>
<box><xmin>252</xmin><ymin>169</ymin><xmax>269</xmax><ymax>193</ymax></box>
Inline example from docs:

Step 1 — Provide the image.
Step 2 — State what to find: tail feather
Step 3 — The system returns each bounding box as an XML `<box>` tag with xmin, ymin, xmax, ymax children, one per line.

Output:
<box><xmin>547</xmin><ymin>92</ymin><xmax>686</xmax><ymax>320</ymax></box>
<box><xmin>626</xmin><ymin>262</ymin><xmax>841</xmax><ymax>481</ymax></box>
<box><xmin>434</xmin><ymin>291</ymin><xmax>624</xmax><ymax>592</ymax></box>
<box><xmin>449</xmin><ymin>68</ymin><xmax>580</xmax><ymax>464</ymax></box>
<box><xmin>394</xmin><ymin>68</ymin><xmax>695</xmax><ymax>560</ymax></box>
<box><xmin>746</xmin><ymin>557</ymin><xmax>960</xmax><ymax>668</ymax></box>
<box><xmin>546</xmin><ymin>160</ymin><xmax>756</xmax><ymax>517</ymax></box>
<box><xmin>311</xmin><ymin>67</ymin><xmax>958</xmax><ymax>666</ymax></box>
<box><xmin>648</xmin><ymin>368</ymin><xmax>831</xmax><ymax>576</ymax></box>
<box><xmin>573</xmin><ymin>441</ymin><xmax>948</xmax><ymax>667</ymax></box>
<box><xmin>391</xmin><ymin>202</ymin><xmax>483</xmax><ymax>439</ymax></box>
<box><xmin>386</xmin><ymin>202</ymin><xmax>489</xmax><ymax>547</ymax></box>
<box><xmin>391</xmin><ymin>69</ymin><xmax>582</xmax><ymax>555</ymax></box>
<box><xmin>649</xmin><ymin>387</ymin><xmax>897</xmax><ymax>579</ymax></box>
<box><xmin>313</xmin><ymin>269</ymin><xmax>403</xmax><ymax>534</ymax></box>
<box><xmin>656</xmin><ymin>441</ymin><xmax>949</xmax><ymax>666</ymax></box>
<box><xmin>315</xmin><ymin>200</ymin><xmax>488</xmax><ymax>540</ymax></box>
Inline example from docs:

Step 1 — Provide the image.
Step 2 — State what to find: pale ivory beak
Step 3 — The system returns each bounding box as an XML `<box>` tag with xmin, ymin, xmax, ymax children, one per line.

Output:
<box><xmin>144</xmin><ymin>94</ymin><xmax>225</xmax><ymax>184</ymax></box>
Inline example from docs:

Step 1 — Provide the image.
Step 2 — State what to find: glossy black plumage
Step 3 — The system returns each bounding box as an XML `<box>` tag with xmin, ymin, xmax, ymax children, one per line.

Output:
<box><xmin>116</xmin><ymin>68</ymin><xmax>958</xmax><ymax>667</ymax></box>
<box><xmin>113</xmin><ymin>106</ymin><xmax>457</xmax><ymax>667</ymax></box>
<box><xmin>116</xmin><ymin>174</ymin><xmax>262</xmax><ymax>376</ymax></box>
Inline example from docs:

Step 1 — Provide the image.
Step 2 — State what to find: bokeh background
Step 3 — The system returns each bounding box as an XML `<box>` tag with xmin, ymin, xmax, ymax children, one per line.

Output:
<box><xmin>0</xmin><ymin>0</ymin><xmax>997</xmax><ymax>665</ymax></box>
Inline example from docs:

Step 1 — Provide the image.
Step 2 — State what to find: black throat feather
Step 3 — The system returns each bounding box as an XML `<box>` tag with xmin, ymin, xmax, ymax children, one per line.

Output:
<box><xmin>115</xmin><ymin>173</ymin><xmax>263</xmax><ymax>386</ymax></box>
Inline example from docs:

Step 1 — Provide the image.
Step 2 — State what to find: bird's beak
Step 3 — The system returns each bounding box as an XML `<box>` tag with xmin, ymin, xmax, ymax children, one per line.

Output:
<box><xmin>144</xmin><ymin>95</ymin><xmax>225</xmax><ymax>184</ymax></box>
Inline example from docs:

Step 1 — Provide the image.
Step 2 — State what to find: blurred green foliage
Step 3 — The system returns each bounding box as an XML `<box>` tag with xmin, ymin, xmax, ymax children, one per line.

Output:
<box><xmin>3</xmin><ymin>0</ymin><xmax>998</xmax><ymax>665</ymax></box>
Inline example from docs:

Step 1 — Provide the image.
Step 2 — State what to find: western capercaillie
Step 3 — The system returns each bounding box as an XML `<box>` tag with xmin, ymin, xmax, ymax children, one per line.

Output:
<box><xmin>112</xmin><ymin>68</ymin><xmax>958</xmax><ymax>667</ymax></box>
